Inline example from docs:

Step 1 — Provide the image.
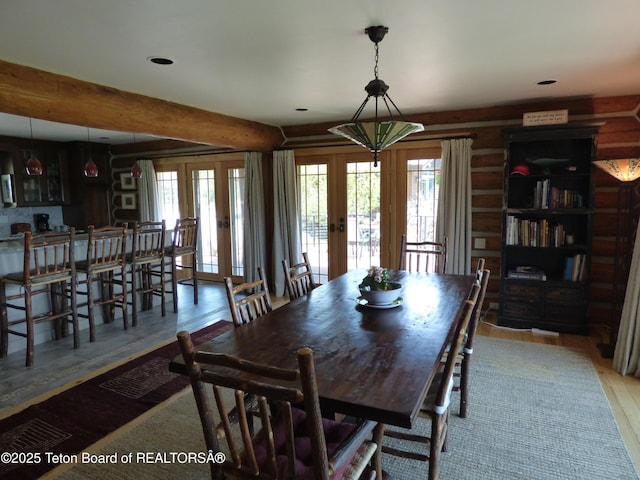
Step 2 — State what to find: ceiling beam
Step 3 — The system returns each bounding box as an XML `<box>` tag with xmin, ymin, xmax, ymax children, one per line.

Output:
<box><xmin>0</xmin><ymin>59</ymin><xmax>284</xmax><ymax>152</ymax></box>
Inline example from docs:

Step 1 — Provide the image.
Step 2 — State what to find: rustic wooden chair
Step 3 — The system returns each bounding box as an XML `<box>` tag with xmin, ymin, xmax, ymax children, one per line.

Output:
<box><xmin>224</xmin><ymin>266</ymin><xmax>272</xmax><ymax>327</ymax></box>
<box><xmin>282</xmin><ymin>252</ymin><xmax>318</xmax><ymax>300</ymax></box>
<box><xmin>382</xmin><ymin>283</ymin><xmax>479</xmax><ymax>480</ymax></box>
<box><xmin>0</xmin><ymin>229</ymin><xmax>79</xmax><ymax>367</ymax></box>
<box><xmin>177</xmin><ymin>330</ymin><xmax>383</xmax><ymax>480</ymax></box>
<box><xmin>398</xmin><ymin>234</ymin><xmax>448</xmax><ymax>273</ymax></box>
<box><xmin>125</xmin><ymin>220</ymin><xmax>166</xmax><ymax>326</ymax></box>
<box><xmin>452</xmin><ymin>263</ymin><xmax>490</xmax><ymax>418</ymax></box>
<box><xmin>75</xmin><ymin>224</ymin><xmax>129</xmax><ymax>342</ymax></box>
<box><xmin>163</xmin><ymin>217</ymin><xmax>199</xmax><ymax>312</ymax></box>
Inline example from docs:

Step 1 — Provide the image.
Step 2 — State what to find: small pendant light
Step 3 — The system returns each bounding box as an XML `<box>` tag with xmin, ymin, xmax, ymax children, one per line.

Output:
<box><xmin>130</xmin><ymin>134</ymin><xmax>142</xmax><ymax>178</ymax></box>
<box><xmin>25</xmin><ymin>118</ymin><xmax>43</xmax><ymax>176</ymax></box>
<box><xmin>83</xmin><ymin>128</ymin><xmax>99</xmax><ymax>177</ymax></box>
<box><xmin>131</xmin><ymin>161</ymin><xmax>143</xmax><ymax>179</ymax></box>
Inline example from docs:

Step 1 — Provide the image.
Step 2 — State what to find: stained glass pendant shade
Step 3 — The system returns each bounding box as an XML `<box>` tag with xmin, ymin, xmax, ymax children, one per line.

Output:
<box><xmin>328</xmin><ymin>26</ymin><xmax>424</xmax><ymax>166</ymax></box>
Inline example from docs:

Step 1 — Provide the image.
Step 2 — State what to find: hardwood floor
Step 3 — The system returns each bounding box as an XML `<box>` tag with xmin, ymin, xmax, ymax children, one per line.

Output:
<box><xmin>0</xmin><ymin>282</ymin><xmax>638</xmax><ymax>475</ymax></box>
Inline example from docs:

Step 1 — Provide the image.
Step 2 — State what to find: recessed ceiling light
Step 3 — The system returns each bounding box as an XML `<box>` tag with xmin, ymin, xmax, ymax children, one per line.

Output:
<box><xmin>295</xmin><ymin>108</ymin><xmax>309</xmax><ymax>112</ymax></box>
<box><xmin>537</xmin><ymin>80</ymin><xmax>557</xmax><ymax>85</ymax></box>
<box><xmin>148</xmin><ymin>57</ymin><xmax>174</xmax><ymax>65</ymax></box>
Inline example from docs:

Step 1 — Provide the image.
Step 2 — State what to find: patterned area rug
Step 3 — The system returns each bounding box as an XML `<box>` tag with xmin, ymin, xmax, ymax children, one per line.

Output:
<box><xmin>0</xmin><ymin>320</ymin><xmax>233</xmax><ymax>480</ymax></box>
<box><xmin>53</xmin><ymin>336</ymin><xmax>639</xmax><ymax>480</ymax></box>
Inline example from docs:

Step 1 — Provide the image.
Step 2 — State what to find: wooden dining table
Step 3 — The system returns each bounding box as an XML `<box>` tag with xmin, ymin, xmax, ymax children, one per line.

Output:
<box><xmin>169</xmin><ymin>268</ymin><xmax>473</xmax><ymax>428</ymax></box>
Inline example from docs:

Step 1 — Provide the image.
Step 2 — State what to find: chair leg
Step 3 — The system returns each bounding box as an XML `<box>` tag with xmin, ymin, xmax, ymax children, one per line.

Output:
<box><xmin>192</xmin><ymin>253</ymin><xmax>198</xmax><ymax>305</ymax></box>
<box><xmin>460</xmin><ymin>354</ymin><xmax>471</xmax><ymax>418</ymax></box>
<box><xmin>25</xmin><ymin>287</ymin><xmax>34</xmax><ymax>367</ymax></box>
<box><xmin>69</xmin><ymin>276</ymin><xmax>80</xmax><ymax>350</ymax></box>
<box><xmin>130</xmin><ymin>265</ymin><xmax>138</xmax><ymax>327</ymax></box>
<box><xmin>159</xmin><ymin>260</ymin><xmax>166</xmax><ymax>318</ymax></box>
<box><xmin>171</xmin><ymin>256</ymin><xmax>178</xmax><ymax>313</ymax></box>
<box><xmin>0</xmin><ymin>284</ymin><xmax>8</xmax><ymax>358</ymax></box>
<box><xmin>86</xmin><ymin>274</ymin><xmax>96</xmax><ymax>342</ymax></box>
<box><xmin>119</xmin><ymin>268</ymin><xmax>129</xmax><ymax>330</ymax></box>
<box><xmin>428</xmin><ymin>412</ymin><xmax>448</xmax><ymax>480</ymax></box>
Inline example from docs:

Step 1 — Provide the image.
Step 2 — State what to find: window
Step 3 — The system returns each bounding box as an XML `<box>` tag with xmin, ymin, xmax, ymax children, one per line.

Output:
<box><xmin>156</xmin><ymin>170</ymin><xmax>180</xmax><ymax>229</ymax></box>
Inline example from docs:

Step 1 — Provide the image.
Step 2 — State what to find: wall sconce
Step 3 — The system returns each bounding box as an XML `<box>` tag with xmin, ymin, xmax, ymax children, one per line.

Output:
<box><xmin>25</xmin><ymin>118</ymin><xmax>43</xmax><ymax>176</ymax></box>
<box><xmin>83</xmin><ymin>128</ymin><xmax>99</xmax><ymax>178</ymax></box>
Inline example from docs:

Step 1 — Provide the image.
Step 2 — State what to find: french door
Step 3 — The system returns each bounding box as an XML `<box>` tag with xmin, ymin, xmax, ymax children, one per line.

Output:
<box><xmin>295</xmin><ymin>145</ymin><xmax>442</xmax><ymax>282</ymax></box>
<box><xmin>155</xmin><ymin>154</ymin><xmax>245</xmax><ymax>283</ymax></box>
<box><xmin>296</xmin><ymin>150</ymin><xmax>391</xmax><ymax>282</ymax></box>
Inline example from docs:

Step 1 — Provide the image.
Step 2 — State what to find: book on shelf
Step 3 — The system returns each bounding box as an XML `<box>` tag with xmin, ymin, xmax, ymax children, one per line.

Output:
<box><xmin>533</xmin><ymin>179</ymin><xmax>584</xmax><ymax>209</ymax></box>
<box><xmin>563</xmin><ymin>253</ymin><xmax>586</xmax><ymax>281</ymax></box>
<box><xmin>507</xmin><ymin>266</ymin><xmax>547</xmax><ymax>281</ymax></box>
<box><xmin>505</xmin><ymin>215</ymin><xmax>569</xmax><ymax>247</ymax></box>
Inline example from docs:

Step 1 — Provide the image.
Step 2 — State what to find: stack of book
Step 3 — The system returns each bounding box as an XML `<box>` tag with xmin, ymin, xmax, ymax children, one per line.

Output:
<box><xmin>507</xmin><ymin>266</ymin><xmax>547</xmax><ymax>281</ymax></box>
<box><xmin>563</xmin><ymin>254</ymin><xmax>587</xmax><ymax>281</ymax></box>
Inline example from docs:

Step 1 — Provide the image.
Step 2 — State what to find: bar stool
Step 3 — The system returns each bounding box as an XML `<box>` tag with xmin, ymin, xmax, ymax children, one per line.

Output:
<box><xmin>164</xmin><ymin>217</ymin><xmax>199</xmax><ymax>312</ymax></box>
<box><xmin>75</xmin><ymin>224</ymin><xmax>129</xmax><ymax>342</ymax></box>
<box><xmin>0</xmin><ymin>229</ymin><xmax>79</xmax><ymax>367</ymax></box>
<box><xmin>125</xmin><ymin>220</ymin><xmax>166</xmax><ymax>326</ymax></box>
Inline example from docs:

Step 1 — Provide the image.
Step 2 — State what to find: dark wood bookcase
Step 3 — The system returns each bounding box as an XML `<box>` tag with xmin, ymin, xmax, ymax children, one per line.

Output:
<box><xmin>498</xmin><ymin>123</ymin><xmax>600</xmax><ymax>334</ymax></box>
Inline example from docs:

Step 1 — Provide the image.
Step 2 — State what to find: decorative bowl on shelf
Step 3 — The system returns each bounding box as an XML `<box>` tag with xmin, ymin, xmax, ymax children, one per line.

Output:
<box><xmin>358</xmin><ymin>282</ymin><xmax>402</xmax><ymax>306</ymax></box>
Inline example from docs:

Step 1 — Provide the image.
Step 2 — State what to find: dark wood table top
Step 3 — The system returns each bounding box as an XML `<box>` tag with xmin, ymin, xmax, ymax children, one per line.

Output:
<box><xmin>170</xmin><ymin>269</ymin><xmax>473</xmax><ymax>428</ymax></box>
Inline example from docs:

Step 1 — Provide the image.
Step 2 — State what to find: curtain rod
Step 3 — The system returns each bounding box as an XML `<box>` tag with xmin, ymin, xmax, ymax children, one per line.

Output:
<box><xmin>280</xmin><ymin>132</ymin><xmax>478</xmax><ymax>151</ymax></box>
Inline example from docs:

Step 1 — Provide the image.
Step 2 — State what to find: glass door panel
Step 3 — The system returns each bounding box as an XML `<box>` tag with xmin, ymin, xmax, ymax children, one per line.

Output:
<box><xmin>406</xmin><ymin>158</ymin><xmax>441</xmax><ymax>242</ymax></box>
<box><xmin>346</xmin><ymin>161</ymin><xmax>380</xmax><ymax>270</ymax></box>
<box><xmin>298</xmin><ymin>163</ymin><xmax>329</xmax><ymax>285</ymax></box>
<box><xmin>228</xmin><ymin>168</ymin><xmax>245</xmax><ymax>277</ymax></box>
<box><xmin>192</xmin><ymin>169</ymin><xmax>219</xmax><ymax>275</ymax></box>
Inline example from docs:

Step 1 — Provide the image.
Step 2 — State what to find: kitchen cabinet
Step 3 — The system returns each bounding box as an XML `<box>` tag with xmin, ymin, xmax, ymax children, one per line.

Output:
<box><xmin>13</xmin><ymin>148</ymin><xmax>71</xmax><ymax>206</ymax></box>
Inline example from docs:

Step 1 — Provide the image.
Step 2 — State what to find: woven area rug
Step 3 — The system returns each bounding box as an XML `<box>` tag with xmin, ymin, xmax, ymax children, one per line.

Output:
<box><xmin>52</xmin><ymin>336</ymin><xmax>639</xmax><ymax>480</ymax></box>
<box><xmin>0</xmin><ymin>320</ymin><xmax>233</xmax><ymax>480</ymax></box>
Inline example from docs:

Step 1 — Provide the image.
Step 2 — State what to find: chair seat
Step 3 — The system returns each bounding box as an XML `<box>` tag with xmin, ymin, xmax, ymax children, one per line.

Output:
<box><xmin>250</xmin><ymin>407</ymin><xmax>369</xmax><ymax>480</ymax></box>
<box><xmin>75</xmin><ymin>259</ymin><xmax>123</xmax><ymax>274</ymax></box>
<box><xmin>164</xmin><ymin>245</ymin><xmax>194</xmax><ymax>256</ymax></box>
<box><xmin>1</xmin><ymin>269</ymin><xmax>73</xmax><ymax>286</ymax></box>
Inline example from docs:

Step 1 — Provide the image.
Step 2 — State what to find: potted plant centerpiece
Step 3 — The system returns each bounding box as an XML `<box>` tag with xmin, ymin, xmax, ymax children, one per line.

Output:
<box><xmin>358</xmin><ymin>266</ymin><xmax>402</xmax><ymax>305</ymax></box>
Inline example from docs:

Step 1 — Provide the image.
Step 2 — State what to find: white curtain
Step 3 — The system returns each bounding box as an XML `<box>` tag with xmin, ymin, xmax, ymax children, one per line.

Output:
<box><xmin>436</xmin><ymin>138</ymin><xmax>473</xmax><ymax>275</ymax></box>
<box><xmin>137</xmin><ymin>159</ymin><xmax>161</xmax><ymax>222</ymax></box>
<box><xmin>272</xmin><ymin>150</ymin><xmax>302</xmax><ymax>295</ymax></box>
<box><xmin>613</xmin><ymin>220</ymin><xmax>640</xmax><ymax>376</ymax></box>
<box><xmin>243</xmin><ymin>152</ymin><xmax>267</xmax><ymax>284</ymax></box>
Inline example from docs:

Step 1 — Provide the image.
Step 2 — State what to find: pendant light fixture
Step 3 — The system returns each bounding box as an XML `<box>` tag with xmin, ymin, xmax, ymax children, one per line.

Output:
<box><xmin>328</xmin><ymin>26</ymin><xmax>424</xmax><ymax>167</ymax></box>
<box><xmin>83</xmin><ymin>128</ymin><xmax>99</xmax><ymax>178</ymax></box>
<box><xmin>25</xmin><ymin>118</ymin><xmax>43</xmax><ymax>176</ymax></box>
<box><xmin>131</xmin><ymin>161</ymin><xmax>142</xmax><ymax>179</ymax></box>
<box><xmin>130</xmin><ymin>133</ymin><xmax>143</xmax><ymax>179</ymax></box>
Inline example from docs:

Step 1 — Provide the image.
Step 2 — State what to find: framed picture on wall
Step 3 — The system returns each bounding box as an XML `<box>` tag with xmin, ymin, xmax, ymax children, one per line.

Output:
<box><xmin>120</xmin><ymin>173</ymin><xmax>136</xmax><ymax>190</ymax></box>
<box><xmin>121</xmin><ymin>193</ymin><xmax>137</xmax><ymax>210</ymax></box>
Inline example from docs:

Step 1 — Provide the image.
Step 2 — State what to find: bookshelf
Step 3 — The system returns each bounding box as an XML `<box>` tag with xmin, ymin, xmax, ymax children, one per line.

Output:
<box><xmin>498</xmin><ymin>123</ymin><xmax>600</xmax><ymax>334</ymax></box>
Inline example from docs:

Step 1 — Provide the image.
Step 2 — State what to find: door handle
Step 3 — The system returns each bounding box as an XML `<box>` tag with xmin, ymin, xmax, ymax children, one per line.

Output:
<box><xmin>218</xmin><ymin>216</ymin><xmax>230</xmax><ymax>229</ymax></box>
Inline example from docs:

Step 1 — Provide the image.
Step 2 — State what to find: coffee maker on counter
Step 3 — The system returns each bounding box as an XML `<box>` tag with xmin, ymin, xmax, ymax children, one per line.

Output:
<box><xmin>34</xmin><ymin>214</ymin><xmax>51</xmax><ymax>233</ymax></box>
